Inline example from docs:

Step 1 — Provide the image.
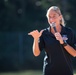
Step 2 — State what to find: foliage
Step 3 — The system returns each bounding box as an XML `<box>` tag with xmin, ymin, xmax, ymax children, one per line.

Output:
<box><xmin>0</xmin><ymin>0</ymin><xmax>76</xmax><ymax>31</ymax></box>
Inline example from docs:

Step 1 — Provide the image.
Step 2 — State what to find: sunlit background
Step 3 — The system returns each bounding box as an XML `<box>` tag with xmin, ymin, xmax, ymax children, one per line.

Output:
<box><xmin>0</xmin><ymin>0</ymin><xmax>76</xmax><ymax>75</ymax></box>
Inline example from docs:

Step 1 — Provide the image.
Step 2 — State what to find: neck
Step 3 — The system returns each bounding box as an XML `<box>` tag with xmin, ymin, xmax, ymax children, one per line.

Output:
<box><xmin>51</xmin><ymin>24</ymin><xmax>61</xmax><ymax>34</ymax></box>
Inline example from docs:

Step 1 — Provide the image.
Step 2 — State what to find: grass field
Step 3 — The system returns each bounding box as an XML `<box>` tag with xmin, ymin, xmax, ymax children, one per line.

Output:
<box><xmin>0</xmin><ymin>70</ymin><xmax>42</xmax><ymax>75</ymax></box>
<box><xmin>0</xmin><ymin>70</ymin><xmax>76</xmax><ymax>75</ymax></box>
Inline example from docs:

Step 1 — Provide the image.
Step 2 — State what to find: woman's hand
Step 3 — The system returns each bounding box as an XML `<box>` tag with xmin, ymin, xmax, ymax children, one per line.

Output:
<box><xmin>28</xmin><ymin>30</ymin><xmax>43</xmax><ymax>40</ymax></box>
<box><xmin>54</xmin><ymin>32</ymin><xmax>64</xmax><ymax>44</ymax></box>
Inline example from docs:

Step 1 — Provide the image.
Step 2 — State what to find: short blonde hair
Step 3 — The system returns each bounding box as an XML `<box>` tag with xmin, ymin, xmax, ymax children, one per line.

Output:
<box><xmin>46</xmin><ymin>6</ymin><xmax>65</xmax><ymax>26</ymax></box>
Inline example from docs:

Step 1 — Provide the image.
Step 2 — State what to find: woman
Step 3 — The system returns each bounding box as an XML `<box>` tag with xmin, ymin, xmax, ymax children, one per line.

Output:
<box><xmin>28</xmin><ymin>6</ymin><xmax>76</xmax><ymax>75</ymax></box>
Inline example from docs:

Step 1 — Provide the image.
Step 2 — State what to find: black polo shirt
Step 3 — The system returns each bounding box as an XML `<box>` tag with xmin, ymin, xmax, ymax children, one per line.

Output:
<box><xmin>39</xmin><ymin>25</ymin><xmax>76</xmax><ymax>75</ymax></box>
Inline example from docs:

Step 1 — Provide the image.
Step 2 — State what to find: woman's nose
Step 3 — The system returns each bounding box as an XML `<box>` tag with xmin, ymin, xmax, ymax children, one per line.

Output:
<box><xmin>50</xmin><ymin>18</ymin><xmax>54</xmax><ymax>22</ymax></box>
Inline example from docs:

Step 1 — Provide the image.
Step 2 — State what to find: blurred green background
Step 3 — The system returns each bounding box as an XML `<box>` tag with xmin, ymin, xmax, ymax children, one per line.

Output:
<box><xmin>0</xmin><ymin>0</ymin><xmax>76</xmax><ymax>75</ymax></box>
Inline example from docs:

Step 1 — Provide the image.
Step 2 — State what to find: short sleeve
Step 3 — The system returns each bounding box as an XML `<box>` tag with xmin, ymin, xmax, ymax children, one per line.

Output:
<box><xmin>70</xmin><ymin>29</ymin><xmax>76</xmax><ymax>49</ymax></box>
<box><xmin>39</xmin><ymin>33</ymin><xmax>45</xmax><ymax>51</ymax></box>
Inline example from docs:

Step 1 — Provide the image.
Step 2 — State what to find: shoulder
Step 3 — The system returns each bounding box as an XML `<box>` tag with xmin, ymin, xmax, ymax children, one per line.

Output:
<box><xmin>65</xmin><ymin>26</ymin><xmax>76</xmax><ymax>36</ymax></box>
<box><xmin>65</xmin><ymin>26</ymin><xmax>72</xmax><ymax>32</ymax></box>
<box><xmin>64</xmin><ymin>26</ymin><xmax>74</xmax><ymax>33</ymax></box>
<box><xmin>41</xmin><ymin>27</ymin><xmax>50</xmax><ymax>35</ymax></box>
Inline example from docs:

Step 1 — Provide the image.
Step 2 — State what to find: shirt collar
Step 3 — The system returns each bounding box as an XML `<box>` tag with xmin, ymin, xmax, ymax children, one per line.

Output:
<box><xmin>47</xmin><ymin>24</ymin><xmax>67</xmax><ymax>35</ymax></box>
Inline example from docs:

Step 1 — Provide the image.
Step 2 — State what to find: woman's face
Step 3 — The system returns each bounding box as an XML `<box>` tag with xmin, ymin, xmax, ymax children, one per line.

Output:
<box><xmin>47</xmin><ymin>10</ymin><xmax>62</xmax><ymax>26</ymax></box>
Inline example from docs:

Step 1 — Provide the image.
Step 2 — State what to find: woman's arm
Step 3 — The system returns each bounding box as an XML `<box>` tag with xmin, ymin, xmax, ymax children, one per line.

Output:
<box><xmin>28</xmin><ymin>30</ymin><xmax>43</xmax><ymax>56</ymax></box>
<box><xmin>64</xmin><ymin>44</ymin><xmax>76</xmax><ymax>57</ymax></box>
<box><xmin>54</xmin><ymin>32</ymin><xmax>76</xmax><ymax>57</ymax></box>
<box><xmin>33</xmin><ymin>38</ymin><xmax>40</xmax><ymax>56</ymax></box>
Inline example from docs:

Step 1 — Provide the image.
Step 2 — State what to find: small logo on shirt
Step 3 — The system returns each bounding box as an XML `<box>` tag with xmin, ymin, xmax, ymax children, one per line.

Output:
<box><xmin>62</xmin><ymin>35</ymin><xmax>68</xmax><ymax>41</ymax></box>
